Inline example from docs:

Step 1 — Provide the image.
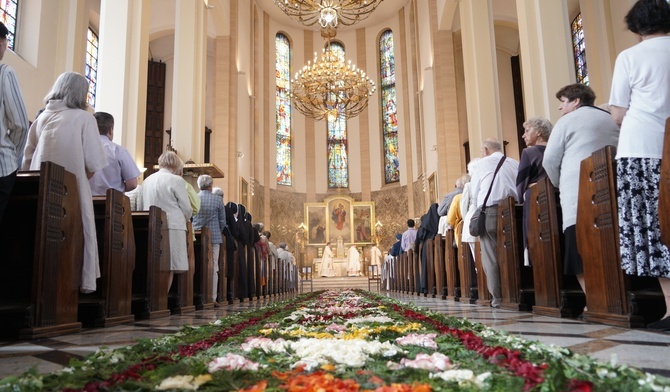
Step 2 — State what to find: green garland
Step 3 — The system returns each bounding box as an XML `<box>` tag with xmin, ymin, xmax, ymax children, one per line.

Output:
<box><xmin>0</xmin><ymin>290</ymin><xmax>668</xmax><ymax>392</ymax></box>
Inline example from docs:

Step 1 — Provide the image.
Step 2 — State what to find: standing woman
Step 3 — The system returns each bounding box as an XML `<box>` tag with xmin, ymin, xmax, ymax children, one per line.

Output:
<box><xmin>609</xmin><ymin>0</ymin><xmax>670</xmax><ymax>330</ymax></box>
<box><xmin>140</xmin><ymin>151</ymin><xmax>192</xmax><ymax>292</ymax></box>
<box><xmin>22</xmin><ymin>72</ymin><xmax>107</xmax><ymax>293</ymax></box>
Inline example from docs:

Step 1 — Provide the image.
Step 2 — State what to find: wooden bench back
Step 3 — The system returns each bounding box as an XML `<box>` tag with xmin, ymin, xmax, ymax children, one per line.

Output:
<box><xmin>0</xmin><ymin>162</ymin><xmax>83</xmax><ymax>338</ymax></box>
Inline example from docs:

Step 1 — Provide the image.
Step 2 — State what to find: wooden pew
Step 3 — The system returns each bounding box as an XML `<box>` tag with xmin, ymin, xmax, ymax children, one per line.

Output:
<box><xmin>217</xmin><ymin>238</ymin><xmax>228</xmax><ymax>302</ymax></box>
<box><xmin>528</xmin><ymin>177</ymin><xmax>584</xmax><ymax>317</ymax></box>
<box><xmin>79</xmin><ymin>190</ymin><xmax>135</xmax><ymax>327</ymax></box>
<box><xmin>170</xmin><ymin>221</ymin><xmax>196</xmax><ymax>314</ymax></box>
<box><xmin>497</xmin><ymin>197</ymin><xmax>534</xmax><ymax>311</ymax></box>
<box><xmin>0</xmin><ymin>162</ymin><xmax>83</xmax><ymax>339</ymax></box>
<box><xmin>424</xmin><ymin>238</ymin><xmax>436</xmax><ymax>297</ymax></box>
<box><xmin>193</xmin><ymin>227</ymin><xmax>213</xmax><ymax>310</ymax></box>
<box><xmin>446</xmin><ymin>230</ymin><xmax>461</xmax><ymax>300</ymax></box>
<box><xmin>577</xmin><ymin>146</ymin><xmax>662</xmax><ymax>327</ymax></box>
<box><xmin>659</xmin><ymin>118</ymin><xmax>670</xmax><ymax>247</ymax></box>
<box><xmin>456</xmin><ymin>223</ymin><xmax>476</xmax><ymax>303</ymax></box>
<box><xmin>131</xmin><ymin>207</ymin><xmax>171</xmax><ymax>319</ymax></box>
<box><xmin>474</xmin><ymin>242</ymin><xmax>491</xmax><ymax>306</ymax></box>
<box><xmin>434</xmin><ymin>234</ymin><xmax>446</xmax><ymax>298</ymax></box>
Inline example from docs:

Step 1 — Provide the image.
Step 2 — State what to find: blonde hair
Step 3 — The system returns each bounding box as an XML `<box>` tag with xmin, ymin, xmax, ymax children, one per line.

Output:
<box><xmin>157</xmin><ymin>151</ymin><xmax>184</xmax><ymax>174</ymax></box>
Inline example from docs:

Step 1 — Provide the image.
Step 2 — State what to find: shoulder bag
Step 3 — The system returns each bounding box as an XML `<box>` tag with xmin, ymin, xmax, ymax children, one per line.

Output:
<box><xmin>469</xmin><ymin>155</ymin><xmax>507</xmax><ymax>237</ymax></box>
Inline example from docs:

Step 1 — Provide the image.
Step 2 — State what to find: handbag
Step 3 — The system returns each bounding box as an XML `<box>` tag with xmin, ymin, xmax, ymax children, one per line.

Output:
<box><xmin>468</xmin><ymin>155</ymin><xmax>507</xmax><ymax>237</ymax></box>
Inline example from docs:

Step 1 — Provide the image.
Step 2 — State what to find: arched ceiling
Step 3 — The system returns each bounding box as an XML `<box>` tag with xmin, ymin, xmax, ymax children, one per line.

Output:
<box><xmin>254</xmin><ymin>0</ymin><xmax>411</xmax><ymax>32</ymax></box>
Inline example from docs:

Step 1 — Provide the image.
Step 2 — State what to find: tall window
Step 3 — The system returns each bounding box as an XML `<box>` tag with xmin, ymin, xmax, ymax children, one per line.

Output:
<box><xmin>379</xmin><ymin>30</ymin><xmax>399</xmax><ymax>184</ymax></box>
<box><xmin>327</xmin><ymin>42</ymin><xmax>349</xmax><ymax>189</ymax></box>
<box><xmin>276</xmin><ymin>33</ymin><xmax>292</xmax><ymax>186</ymax></box>
<box><xmin>85</xmin><ymin>28</ymin><xmax>99</xmax><ymax>108</ymax></box>
<box><xmin>0</xmin><ymin>0</ymin><xmax>18</xmax><ymax>50</ymax></box>
<box><xmin>571</xmin><ymin>13</ymin><xmax>589</xmax><ymax>85</ymax></box>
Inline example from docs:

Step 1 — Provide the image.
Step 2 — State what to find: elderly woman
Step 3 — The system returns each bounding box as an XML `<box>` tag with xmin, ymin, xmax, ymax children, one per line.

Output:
<box><xmin>192</xmin><ymin>174</ymin><xmax>225</xmax><ymax>306</ymax></box>
<box><xmin>516</xmin><ymin>117</ymin><xmax>552</xmax><ymax>266</ymax></box>
<box><xmin>609</xmin><ymin>0</ymin><xmax>670</xmax><ymax>330</ymax></box>
<box><xmin>140</xmin><ymin>151</ymin><xmax>192</xmax><ymax>292</ymax></box>
<box><xmin>543</xmin><ymin>83</ymin><xmax>619</xmax><ymax>308</ymax></box>
<box><xmin>22</xmin><ymin>72</ymin><xmax>108</xmax><ymax>293</ymax></box>
<box><xmin>460</xmin><ymin>158</ymin><xmax>482</xmax><ymax>261</ymax></box>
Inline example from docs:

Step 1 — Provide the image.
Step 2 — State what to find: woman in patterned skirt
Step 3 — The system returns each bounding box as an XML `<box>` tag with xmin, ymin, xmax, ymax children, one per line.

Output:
<box><xmin>609</xmin><ymin>0</ymin><xmax>670</xmax><ymax>330</ymax></box>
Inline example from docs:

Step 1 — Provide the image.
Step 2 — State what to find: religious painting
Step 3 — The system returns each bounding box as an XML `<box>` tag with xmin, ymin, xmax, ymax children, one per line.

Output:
<box><xmin>240</xmin><ymin>177</ymin><xmax>249</xmax><ymax>206</ymax></box>
<box><xmin>352</xmin><ymin>204</ymin><xmax>374</xmax><ymax>244</ymax></box>
<box><xmin>326</xmin><ymin>197</ymin><xmax>352</xmax><ymax>243</ymax></box>
<box><xmin>304</xmin><ymin>204</ymin><xmax>327</xmax><ymax>245</ymax></box>
<box><xmin>428</xmin><ymin>173</ymin><xmax>437</xmax><ymax>205</ymax></box>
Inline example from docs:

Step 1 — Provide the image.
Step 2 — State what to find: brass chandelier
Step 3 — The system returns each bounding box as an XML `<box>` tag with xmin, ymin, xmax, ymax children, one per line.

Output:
<box><xmin>274</xmin><ymin>0</ymin><xmax>384</xmax><ymax>28</ymax></box>
<box><xmin>291</xmin><ymin>28</ymin><xmax>376</xmax><ymax>122</ymax></box>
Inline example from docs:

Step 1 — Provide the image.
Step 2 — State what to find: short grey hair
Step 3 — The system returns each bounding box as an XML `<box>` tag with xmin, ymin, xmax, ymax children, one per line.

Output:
<box><xmin>197</xmin><ymin>174</ymin><xmax>213</xmax><ymax>190</ymax></box>
<box><xmin>279</xmin><ymin>242</ymin><xmax>287</xmax><ymax>249</ymax></box>
<box><xmin>157</xmin><ymin>151</ymin><xmax>184</xmax><ymax>175</ymax></box>
<box><xmin>523</xmin><ymin>117</ymin><xmax>553</xmax><ymax>142</ymax></box>
<box><xmin>483</xmin><ymin>139</ymin><xmax>502</xmax><ymax>152</ymax></box>
<box><xmin>45</xmin><ymin>72</ymin><xmax>89</xmax><ymax>110</ymax></box>
<box><xmin>212</xmin><ymin>187</ymin><xmax>223</xmax><ymax>197</ymax></box>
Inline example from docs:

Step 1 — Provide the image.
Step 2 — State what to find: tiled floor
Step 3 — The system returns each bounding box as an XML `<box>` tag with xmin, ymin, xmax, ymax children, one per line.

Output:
<box><xmin>1</xmin><ymin>292</ymin><xmax>669</xmax><ymax>380</ymax></box>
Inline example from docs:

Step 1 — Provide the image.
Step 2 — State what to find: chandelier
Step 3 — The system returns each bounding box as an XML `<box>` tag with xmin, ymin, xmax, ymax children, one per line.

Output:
<box><xmin>274</xmin><ymin>0</ymin><xmax>384</xmax><ymax>28</ymax></box>
<box><xmin>291</xmin><ymin>29</ymin><xmax>376</xmax><ymax>121</ymax></box>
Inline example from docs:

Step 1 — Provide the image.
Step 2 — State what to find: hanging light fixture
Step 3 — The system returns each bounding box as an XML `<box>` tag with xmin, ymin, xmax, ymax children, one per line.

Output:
<box><xmin>290</xmin><ymin>28</ymin><xmax>376</xmax><ymax>122</ymax></box>
<box><xmin>274</xmin><ymin>0</ymin><xmax>384</xmax><ymax>28</ymax></box>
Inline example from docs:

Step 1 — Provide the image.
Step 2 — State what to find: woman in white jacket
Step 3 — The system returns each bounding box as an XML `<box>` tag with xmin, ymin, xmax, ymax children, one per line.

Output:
<box><xmin>140</xmin><ymin>151</ymin><xmax>192</xmax><ymax>292</ymax></box>
<box><xmin>460</xmin><ymin>158</ymin><xmax>481</xmax><ymax>260</ymax></box>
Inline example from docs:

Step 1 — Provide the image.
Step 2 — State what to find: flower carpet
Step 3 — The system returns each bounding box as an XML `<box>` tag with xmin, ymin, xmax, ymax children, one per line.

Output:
<box><xmin>1</xmin><ymin>290</ymin><xmax>669</xmax><ymax>391</ymax></box>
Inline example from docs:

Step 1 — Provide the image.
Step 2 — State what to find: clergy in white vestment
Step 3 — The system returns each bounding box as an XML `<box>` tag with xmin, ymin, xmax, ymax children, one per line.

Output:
<box><xmin>22</xmin><ymin>72</ymin><xmax>108</xmax><ymax>293</ymax></box>
<box><xmin>321</xmin><ymin>242</ymin><xmax>336</xmax><ymax>277</ymax></box>
<box><xmin>347</xmin><ymin>245</ymin><xmax>361</xmax><ymax>276</ymax></box>
<box><xmin>369</xmin><ymin>245</ymin><xmax>382</xmax><ymax>267</ymax></box>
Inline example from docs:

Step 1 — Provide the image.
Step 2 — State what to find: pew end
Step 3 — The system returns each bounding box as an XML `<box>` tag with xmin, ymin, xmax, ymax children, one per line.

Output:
<box><xmin>0</xmin><ymin>163</ymin><xmax>83</xmax><ymax>339</ymax></box>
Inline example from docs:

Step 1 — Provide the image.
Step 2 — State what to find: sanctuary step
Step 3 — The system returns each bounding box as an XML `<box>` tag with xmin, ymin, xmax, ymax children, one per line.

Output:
<box><xmin>302</xmin><ymin>276</ymin><xmax>383</xmax><ymax>292</ymax></box>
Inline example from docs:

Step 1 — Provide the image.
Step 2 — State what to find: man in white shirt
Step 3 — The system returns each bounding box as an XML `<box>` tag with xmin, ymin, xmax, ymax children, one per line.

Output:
<box><xmin>400</xmin><ymin>219</ymin><xmax>417</xmax><ymax>252</ymax></box>
<box><xmin>89</xmin><ymin>112</ymin><xmax>140</xmax><ymax>196</ymax></box>
<box><xmin>469</xmin><ymin>138</ymin><xmax>519</xmax><ymax>308</ymax></box>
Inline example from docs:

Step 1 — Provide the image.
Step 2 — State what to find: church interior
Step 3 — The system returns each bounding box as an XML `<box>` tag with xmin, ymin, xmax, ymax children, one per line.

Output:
<box><xmin>1</xmin><ymin>0</ymin><xmax>670</xmax><ymax>386</ymax></box>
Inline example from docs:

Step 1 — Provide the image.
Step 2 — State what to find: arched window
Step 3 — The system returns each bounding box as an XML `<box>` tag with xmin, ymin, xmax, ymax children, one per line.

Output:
<box><xmin>0</xmin><ymin>0</ymin><xmax>18</xmax><ymax>50</ymax></box>
<box><xmin>379</xmin><ymin>30</ymin><xmax>399</xmax><ymax>184</ymax></box>
<box><xmin>327</xmin><ymin>41</ymin><xmax>349</xmax><ymax>189</ymax></box>
<box><xmin>85</xmin><ymin>27</ymin><xmax>99</xmax><ymax>108</ymax></box>
<box><xmin>571</xmin><ymin>13</ymin><xmax>588</xmax><ymax>85</ymax></box>
<box><xmin>276</xmin><ymin>33</ymin><xmax>292</xmax><ymax>186</ymax></box>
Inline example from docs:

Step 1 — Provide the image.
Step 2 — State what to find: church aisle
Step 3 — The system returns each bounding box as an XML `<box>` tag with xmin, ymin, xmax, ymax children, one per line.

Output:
<box><xmin>0</xmin><ymin>292</ymin><xmax>668</xmax><ymax>380</ymax></box>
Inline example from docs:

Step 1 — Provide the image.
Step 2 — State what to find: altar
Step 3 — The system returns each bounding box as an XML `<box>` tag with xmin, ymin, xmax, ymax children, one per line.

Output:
<box><xmin>313</xmin><ymin>258</ymin><xmax>350</xmax><ymax>277</ymax></box>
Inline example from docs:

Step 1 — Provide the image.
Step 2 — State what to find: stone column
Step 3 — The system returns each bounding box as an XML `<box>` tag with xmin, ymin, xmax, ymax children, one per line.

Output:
<box><xmin>171</xmin><ymin>0</ymin><xmax>207</xmax><ymax>162</ymax></box>
<box><xmin>516</xmin><ymin>0</ymin><xmax>573</xmax><ymax>123</ymax></box>
<box><xmin>96</xmin><ymin>0</ymin><xmax>150</xmax><ymax>168</ymax></box>
<box><xmin>459</xmin><ymin>0</ymin><xmax>502</xmax><ymax>158</ymax></box>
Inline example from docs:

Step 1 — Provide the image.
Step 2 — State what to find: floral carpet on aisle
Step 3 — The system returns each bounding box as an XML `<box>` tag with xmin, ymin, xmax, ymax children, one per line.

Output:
<box><xmin>1</xmin><ymin>290</ymin><xmax>669</xmax><ymax>391</ymax></box>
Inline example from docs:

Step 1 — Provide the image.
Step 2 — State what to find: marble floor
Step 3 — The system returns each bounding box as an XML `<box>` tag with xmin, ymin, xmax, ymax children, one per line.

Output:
<box><xmin>1</xmin><ymin>292</ymin><xmax>669</xmax><ymax>381</ymax></box>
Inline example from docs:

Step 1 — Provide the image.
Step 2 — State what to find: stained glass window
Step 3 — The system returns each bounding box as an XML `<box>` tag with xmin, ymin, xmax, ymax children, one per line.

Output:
<box><xmin>571</xmin><ymin>13</ymin><xmax>589</xmax><ymax>85</ymax></box>
<box><xmin>380</xmin><ymin>30</ymin><xmax>399</xmax><ymax>184</ymax></box>
<box><xmin>327</xmin><ymin>42</ymin><xmax>349</xmax><ymax>188</ymax></box>
<box><xmin>85</xmin><ymin>28</ymin><xmax>99</xmax><ymax>108</ymax></box>
<box><xmin>276</xmin><ymin>33</ymin><xmax>292</xmax><ymax>186</ymax></box>
<box><xmin>0</xmin><ymin>0</ymin><xmax>18</xmax><ymax>50</ymax></box>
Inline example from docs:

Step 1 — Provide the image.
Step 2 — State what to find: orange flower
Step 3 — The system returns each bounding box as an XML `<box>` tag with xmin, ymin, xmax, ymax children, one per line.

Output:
<box><xmin>240</xmin><ymin>380</ymin><xmax>268</xmax><ymax>392</ymax></box>
<box><xmin>277</xmin><ymin>371</ymin><xmax>360</xmax><ymax>392</ymax></box>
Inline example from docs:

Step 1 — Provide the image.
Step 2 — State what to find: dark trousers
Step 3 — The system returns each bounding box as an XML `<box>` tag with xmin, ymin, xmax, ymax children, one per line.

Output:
<box><xmin>0</xmin><ymin>170</ymin><xmax>17</xmax><ymax>225</ymax></box>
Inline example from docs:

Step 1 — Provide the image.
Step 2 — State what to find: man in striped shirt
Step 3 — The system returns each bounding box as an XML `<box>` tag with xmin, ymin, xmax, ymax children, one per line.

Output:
<box><xmin>0</xmin><ymin>21</ymin><xmax>29</xmax><ymax>224</ymax></box>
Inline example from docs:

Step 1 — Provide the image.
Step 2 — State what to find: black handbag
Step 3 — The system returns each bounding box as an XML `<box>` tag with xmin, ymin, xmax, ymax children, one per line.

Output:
<box><xmin>469</xmin><ymin>155</ymin><xmax>507</xmax><ymax>237</ymax></box>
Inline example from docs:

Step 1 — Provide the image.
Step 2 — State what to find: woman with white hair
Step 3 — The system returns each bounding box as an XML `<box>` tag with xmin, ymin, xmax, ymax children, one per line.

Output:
<box><xmin>460</xmin><ymin>158</ymin><xmax>482</xmax><ymax>260</ymax></box>
<box><xmin>140</xmin><ymin>151</ymin><xmax>192</xmax><ymax>292</ymax></box>
<box><xmin>22</xmin><ymin>71</ymin><xmax>108</xmax><ymax>293</ymax></box>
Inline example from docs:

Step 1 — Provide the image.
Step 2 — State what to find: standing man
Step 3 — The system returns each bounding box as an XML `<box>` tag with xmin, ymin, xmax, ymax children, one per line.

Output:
<box><xmin>470</xmin><ymin>138</ymin><xmax>519</xmax><ymax>308</ymax></box>
<box><xmin>192</xmin><ymin>174</ymin><xmax>226</xmax><ymax>306</ymax></box>
<box><xmin>89</xmin><ymin>112</ymin><xmax>140</xmax><ymax>196</ymax></box>
<box><xmin>400</xmin><ymin>219</ymin><xmax>417</xmax><ymax>253</ymax></box>
<box><xmin>0</xmin><ymin>22</ymin><xmax>28</xmax><ymax>223</ymax></box>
